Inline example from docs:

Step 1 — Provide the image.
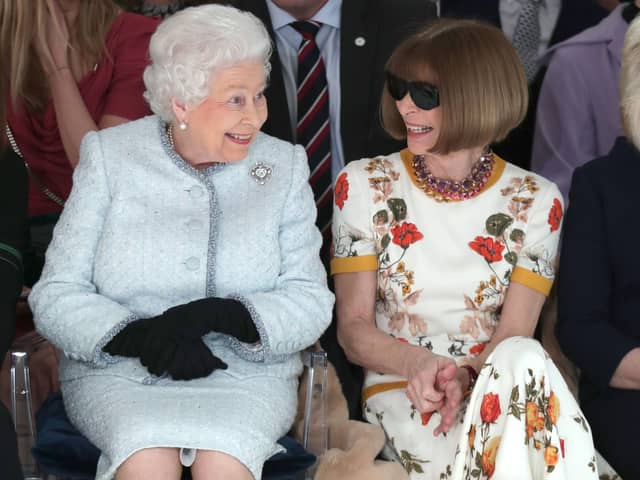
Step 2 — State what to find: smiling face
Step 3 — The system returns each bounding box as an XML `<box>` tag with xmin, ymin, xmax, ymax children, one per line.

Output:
<box><xmin>395</xmin><ymin>94</ymin><xmax>442</xmax><ymax>156</ymax></box>
<box><xmin>181</xmin><ymin>62</ymin><xmax>268</xmax><ymax>164</ymax></box>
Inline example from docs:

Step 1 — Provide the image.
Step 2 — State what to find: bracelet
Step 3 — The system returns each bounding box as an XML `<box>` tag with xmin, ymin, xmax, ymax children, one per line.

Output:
<box><xmin>461</xmin><ymin>364</ymin><xmax>479</xmax><ymax>396</ymax></box>
<box><xmin>47</xmin><ymin>65</ymin><xmax>71</xmax><ymax>78</ymax></box>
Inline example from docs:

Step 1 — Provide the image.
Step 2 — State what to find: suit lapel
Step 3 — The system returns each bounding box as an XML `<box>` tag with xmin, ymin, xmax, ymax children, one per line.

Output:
<box><xmin>339</xmin><ymin>0</ymin><xmax>376</xmax><ymax>164</ymax></box>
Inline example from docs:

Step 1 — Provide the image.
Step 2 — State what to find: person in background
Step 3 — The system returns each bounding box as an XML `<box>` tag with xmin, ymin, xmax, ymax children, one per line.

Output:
<box><xmin>440</xmin><ymin>0</ymin><xmax>610</xmax><ymax>171</ymax></box>
<box><xmin>222</xmin><ymin>0</ymin><xmax>438</xmax><ymax>419</ymax></box>
<box><xmin>0</xmin><ymin>150</ymin><xmax>28</xmax><ymax>480</ymax></box>
<box><xmin>0</xmin><ymin>0</ymin><xmax>159</xmax><ymax>286</ymax></box>
<box><xmin>116</xmin><ymin>0</ymin><xmax>207</xmax><ymax>17</ymax></box>
<box><xmin>29</xmin><ymin>5</ymin><xmax>333</xmax><ymax>480</ymax></box>
<box><xmin>557</xmin><ymin>15</ymin><xmax>640</xmax><ymax>480</ymax></box>
<box><xmin>332</xmin><ymin>18</ymin><xmax>598</xmax><ymax>479</ymax></box>
<box><xmin>532</xmin><ymin>1</ymin><xmax>639</xmax><ymax>203</ymax></box>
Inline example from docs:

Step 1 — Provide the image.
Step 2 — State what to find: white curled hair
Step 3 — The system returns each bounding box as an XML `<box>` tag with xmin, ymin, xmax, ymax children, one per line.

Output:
<box><xmin>621</xmin><ymin>15</ymin><xmax>640</xmax><ymax>150</ymax></box>
<box><xmin>143</xmin><ymin>4</ymin><xmax>272</xmax><ymax>122</ymax></box>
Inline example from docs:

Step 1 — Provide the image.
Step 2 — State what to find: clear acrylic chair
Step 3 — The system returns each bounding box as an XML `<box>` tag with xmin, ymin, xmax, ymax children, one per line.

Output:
<box><xmin>10</xmin><ymin>331</ymin><xmax>47</xmax><ymax>480</ymax></box>
<box><xmin>300</xmin><ymin>350</ymin><xmax>329</xmax><ymax>479</ymax></box>
<box><xmin>9</xmin><ymin>337</ymin><xmax>329</xmax><ymax>480</ymax></box>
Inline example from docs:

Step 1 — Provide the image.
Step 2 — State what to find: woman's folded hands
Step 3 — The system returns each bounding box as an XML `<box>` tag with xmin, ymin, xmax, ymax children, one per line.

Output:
<box><xmin>103</xmin><ymin>297</ymin><xmax>259</xmax><ymax>380</ymax></box>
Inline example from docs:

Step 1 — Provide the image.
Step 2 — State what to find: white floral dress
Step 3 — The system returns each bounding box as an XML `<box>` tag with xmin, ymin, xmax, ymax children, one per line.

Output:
<box><xmin>330</xmin><ymin>150</ymin><xmax>599</xmax><ymax>479</ymax></box>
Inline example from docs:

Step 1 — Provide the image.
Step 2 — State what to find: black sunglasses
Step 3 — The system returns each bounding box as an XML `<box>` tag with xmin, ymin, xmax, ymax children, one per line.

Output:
<box><xmin>385</xmin><ymin>72</ymin><xmax>440</xmax><ymax>110</ymax></box>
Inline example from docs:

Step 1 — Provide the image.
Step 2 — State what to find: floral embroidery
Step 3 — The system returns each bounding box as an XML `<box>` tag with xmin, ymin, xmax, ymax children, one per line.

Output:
<box><xmin>392</xmin><ymin>222</ymin><xmax>424</xmax><ymax>248</ymax></box>
<box><xmin>358</xmin><ymin>159</ymin><xmax>428</xmax><ymax>336</ymax></box>
<box><xmin>480</xmin><ymin>393</ymin><xmax>501</xmax><ymax>424</ymax></box>
<box><xmin>469</xmin><ymin>236</ymin><xmax>505</xmax><ymax>263</ymax></box>
<box><xmin>463</xmin><ymin>391</ymin><xmax>503</xmax><ymax>479</ymax></box>
<box><xmin>507</xmin><ymin>370</ymin><xmax>563</xmax><ymax>473</ymax></box>
<box><xmin>469</xmin><ymin>342</ymin><xmax>487</xmax><ymax>355</ymax></box>
<box><xmin>334</xmin><ymin>172</ymin><xmax>349</xmax><ymax>210</ymax></box>
<box><xmin>421</xmin><ymin>411</ymin><xmax>434</xmax><ymax>426</ymax></box>
<box><xmin>547</xmin><ymin>198</ymin><xmax>562</xmax><ymax>232</ymax></box>
<box><xmin>544</xmin><ymin>445</ymin><xmax>559</xmax><ymax>468</ymax></box>
<box><xmin>481</xmin><ymin>436</ymin><xmax>501</xmax><ymax>478</ymax></box>
<box><xmin>460</xmin><ymin>177</ymin><xmax>558</xmax><ymax>339</ymax></box>
<box><xmin>500</xmin><ymin>175</ymin><xmax>539</xmax><ymax>223</ymax></box>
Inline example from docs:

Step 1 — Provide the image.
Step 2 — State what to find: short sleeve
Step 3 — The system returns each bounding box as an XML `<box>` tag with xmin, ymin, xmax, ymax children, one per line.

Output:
<box><xmin>102</xmin><ymin>13</ymin><xmax>160</xmax><ymax>120</ymax></box>
<box><xmin>330</xmin><ymin>162</ymin><xmax>378</xmax><ymax>274</ymax></box>
<box><xmin>510</xmin><ymin>181</ymin><xmax>564</xmax><ymax>296</ymax></box>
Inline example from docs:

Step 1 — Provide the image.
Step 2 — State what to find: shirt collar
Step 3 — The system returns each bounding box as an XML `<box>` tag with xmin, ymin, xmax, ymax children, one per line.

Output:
<box><xmin>266</xmin><ymin>0</ymin><xmax>342</xmax><ymax>31</ymax></box>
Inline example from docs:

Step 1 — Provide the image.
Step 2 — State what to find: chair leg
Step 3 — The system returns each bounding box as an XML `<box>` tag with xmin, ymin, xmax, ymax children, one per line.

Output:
<box><xmin>10</xmin><ymin>349</ymin><xmax>42</xmax><ymax>479</ymax></box>
<box><xmin>301</xmin><ymin>350</ymin><xmax>329</xmax><ymax>479</ymax></box>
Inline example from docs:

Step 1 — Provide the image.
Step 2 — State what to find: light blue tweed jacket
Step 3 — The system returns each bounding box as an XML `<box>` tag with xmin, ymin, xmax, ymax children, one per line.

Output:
<box><xmin>30</xmin><ymin>115</ymin><xmax>334</xmax><ymax>385</ymax></box>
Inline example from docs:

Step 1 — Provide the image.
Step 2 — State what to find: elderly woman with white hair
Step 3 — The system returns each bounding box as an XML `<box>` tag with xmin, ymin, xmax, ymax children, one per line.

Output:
<box><xmin>29</xmin><ymin>4</ymin><xmax>334</xmax><ymax>480</ymax></box>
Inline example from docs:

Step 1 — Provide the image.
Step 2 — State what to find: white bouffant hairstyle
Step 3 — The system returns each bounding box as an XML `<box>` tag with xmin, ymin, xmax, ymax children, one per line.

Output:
<box><xmin>143</xmin><ymin>4</ymin><xmax>272</xmax><ymax>122</ymax></box>
<box><xmin>621</xmin><ymin>16</ymin><xmax>640</xmax><ymax>150</ymax></box>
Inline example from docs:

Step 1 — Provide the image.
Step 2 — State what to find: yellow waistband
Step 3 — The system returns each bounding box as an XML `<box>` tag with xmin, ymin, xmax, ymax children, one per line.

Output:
<box><xmin>362</xmin><ymin>380</ymin><xmax>408</xmax><ymax>403</ymax></box>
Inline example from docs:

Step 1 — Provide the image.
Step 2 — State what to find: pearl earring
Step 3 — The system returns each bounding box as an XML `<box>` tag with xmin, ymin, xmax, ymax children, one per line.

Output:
<box><xmin>179</xmin><ymin>121</ymin><xmax>188</xmax><ymax>131</ymax></box>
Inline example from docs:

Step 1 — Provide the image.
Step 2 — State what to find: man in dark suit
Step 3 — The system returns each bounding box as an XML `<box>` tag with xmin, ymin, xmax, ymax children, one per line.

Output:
<box><xmin>222</xmin><ymin>0</ymin><xmax>437</xmax><ymax>419</ymax></box>
<box><xmin>227</xmin><ymin>0</ymin><xmax>435</xmax><ymax>168</ymax></box>
<box><xmin>440</xmin><ymin>0</ymin><xmax>609</xmax><ymax>170</ymax></box>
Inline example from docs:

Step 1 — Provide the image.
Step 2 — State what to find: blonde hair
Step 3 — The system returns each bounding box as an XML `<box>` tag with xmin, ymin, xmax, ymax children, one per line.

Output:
<box><xmin>621</xmin><ymin>15</ymin><xmax>640</xmax><ymax>150</ymax></box>
<box><xmin>381</xmin><ymin>19</ymin><xmax>528</xmax><ymax>155</ymax></box>
<box><xmin>0</xmin><ymin>0</ymin><xmax>120</xmax><ymax>144</ymax></box>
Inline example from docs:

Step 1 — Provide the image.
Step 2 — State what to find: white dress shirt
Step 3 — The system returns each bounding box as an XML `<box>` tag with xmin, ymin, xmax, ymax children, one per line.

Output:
<box><xmin>266</xmin><ymin>0</ymin><xmax>345</xmax><ymax>181</ymax></box>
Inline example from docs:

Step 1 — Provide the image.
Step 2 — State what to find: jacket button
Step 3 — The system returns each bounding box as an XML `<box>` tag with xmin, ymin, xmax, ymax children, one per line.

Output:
<box><xmin>185</xmin><ymin>257</ymin><xmax>200</xmax><ymax>270</ymax></box>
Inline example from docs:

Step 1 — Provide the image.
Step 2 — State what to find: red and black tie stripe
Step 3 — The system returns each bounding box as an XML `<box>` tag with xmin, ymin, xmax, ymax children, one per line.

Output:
<box><xmin>292</xmin><ymin>21</ymin><xmax>333</xmax><ymax>259</ymax></box>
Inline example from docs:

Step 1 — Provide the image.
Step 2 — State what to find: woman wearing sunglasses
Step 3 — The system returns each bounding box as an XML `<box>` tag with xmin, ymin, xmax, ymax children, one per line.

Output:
<box><xmin>330</xmin><ymin>19</ymin><xmax>599</xmax><ymax>479</ymax></box>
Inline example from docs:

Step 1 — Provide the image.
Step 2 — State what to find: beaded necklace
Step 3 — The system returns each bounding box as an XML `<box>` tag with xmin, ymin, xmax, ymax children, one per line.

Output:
<box><xmin>412</xmin><ymin>149</ymin><xmax>495</xmax><ymax>202</ymax></box>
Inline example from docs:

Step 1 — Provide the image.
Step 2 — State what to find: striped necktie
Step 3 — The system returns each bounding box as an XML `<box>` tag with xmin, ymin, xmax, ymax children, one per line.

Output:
<box><xmin>292</xmin><ymin>21</ymin><xmax>333</xmax><ymax>257</ymax></box>
<box><xmin>512</xmin><ymin>0</ymin><xmax>542</xmax><ymax>82</ymax></box>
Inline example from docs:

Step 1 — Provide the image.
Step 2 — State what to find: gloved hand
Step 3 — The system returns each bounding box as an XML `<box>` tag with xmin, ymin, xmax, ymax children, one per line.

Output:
<box><xmin>104</xmin><ymin>318</ymin><xmax>228</xmax><ymax>380</ymax></box>
<box><xmin>142</xmin><ymin>297</ymin><xmax>260</xmax><ymax>344</ymax></box>
<box><xmin>103</xmin><ymin>295</ymin><xmax>254</xmax><ymax>380</ymax></box>
<box><xmin>139</xmin><ymin>335</ymin><xmax>228</xmax><ymax>380</ymax></box>
<box><xmin>102</xmin><ymin>317</ymin><xmax>153</xmax><ymax>358</ymax></box>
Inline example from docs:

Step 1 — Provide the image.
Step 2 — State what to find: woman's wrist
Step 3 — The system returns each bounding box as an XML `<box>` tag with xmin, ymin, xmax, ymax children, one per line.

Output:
<box><xmin>46</xmin><ymin>65</ymin><xmax>71</xmax><ymax>78</ymax></box>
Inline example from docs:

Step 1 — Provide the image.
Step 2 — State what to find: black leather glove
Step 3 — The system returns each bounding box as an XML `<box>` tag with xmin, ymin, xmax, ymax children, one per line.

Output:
<box><xmin>143</xmin><ymin>297</ymin><xmax>259</xmax><ymax>344</ymax></box>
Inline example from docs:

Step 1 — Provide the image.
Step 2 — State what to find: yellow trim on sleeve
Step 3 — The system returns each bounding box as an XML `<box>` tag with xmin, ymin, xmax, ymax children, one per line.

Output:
<box><xmin>330</xmin><ymin>255</ymin><xmax>378</xmax><ymax>275</ymax></box>
<box><xmin>511</xmin><ymin>266</ymin><xmax>553</xmax><ymax>296</ymax></box>
<box><xmin>400</xmin><ymin>148</ymin><xmax>507</xmax><ymax>201</ymax></box>
<box><xmin>362</xmin><ymin>381</ymin><xmax>408</xmax><ymax>403</ymax></box>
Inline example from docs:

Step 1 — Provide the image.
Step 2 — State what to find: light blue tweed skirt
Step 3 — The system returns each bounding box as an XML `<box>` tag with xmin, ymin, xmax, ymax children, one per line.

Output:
<box><xmin>61</xmin><ymin>369</ymin><xmax>297</xmax><ymax>480</ymax></box>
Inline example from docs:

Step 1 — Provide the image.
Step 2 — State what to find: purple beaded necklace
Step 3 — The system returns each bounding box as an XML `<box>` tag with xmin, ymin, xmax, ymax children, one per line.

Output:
<box><xmin>412</xmin><ymin>149</ymin><xmax>495</xmax><ymax>202</ymax></box>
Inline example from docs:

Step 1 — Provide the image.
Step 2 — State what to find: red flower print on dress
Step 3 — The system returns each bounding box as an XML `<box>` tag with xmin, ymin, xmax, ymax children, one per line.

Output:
<box><xmin>480</xmin><ymin>392</ymin><xmax>501</xmax><ymax>424</ymax></box>
<box><xmin>469</xmin><ymin>342</ymin><xmax>487</xmax><ymax>355</ymax></box>
<box><xmin>334</xmin><ymin>172</ymin><xmax>349</xmax><ymax>210</ymax></box>
<box><xmin>469</xmin><ymin>236</ymin><xmax>505</xmax><ymax>263</ymax></box>
<box><xmin>391</xmin><ymin>222</ymin><xmax>424</xmax><ymax>249</ymax></box>
<box><xmin>420</xmin><ymin>411</ymin><xmax>434</xmax><ymax>426</ymax></box>
<box><xmin>548</xmin><ymin>198</ymin><xmax>563</xmax><ymax>232</ymax></box>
